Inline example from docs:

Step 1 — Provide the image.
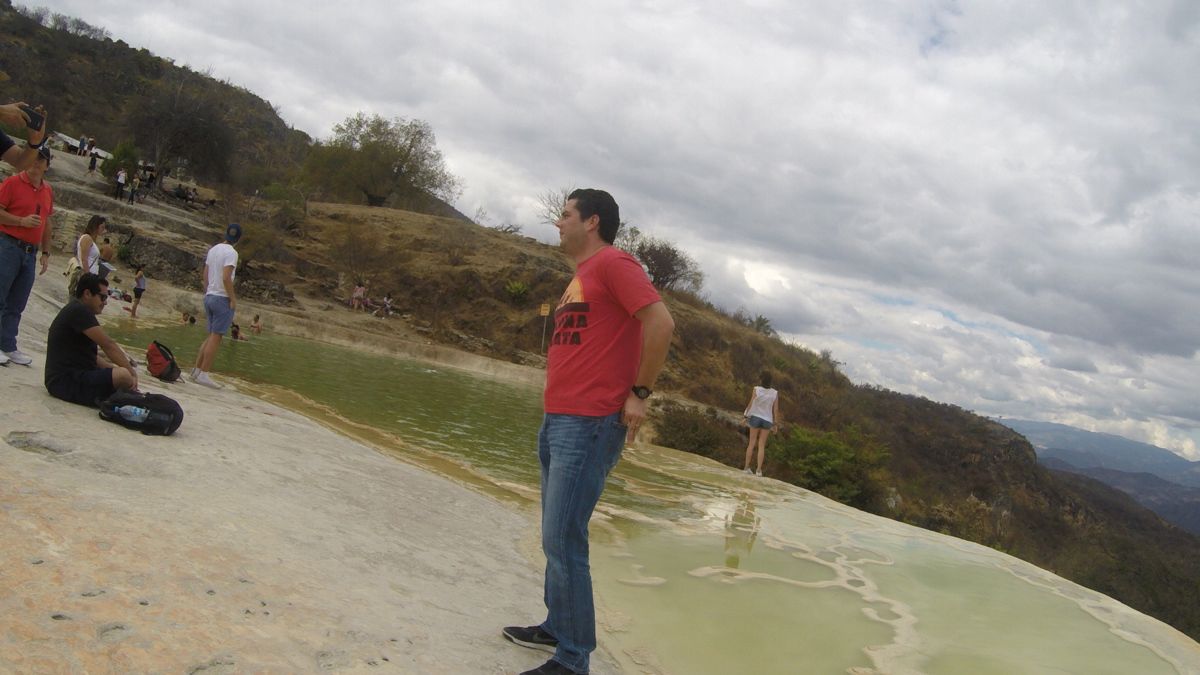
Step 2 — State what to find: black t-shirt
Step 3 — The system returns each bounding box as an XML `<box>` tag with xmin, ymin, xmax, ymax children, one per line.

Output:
<box><xmin>45</xmin><ymin>300</ymin><xmax>101</xmax><ymax>384</ymax></box>
<box><xmin>0</xmin><ymin>131</ymin><xmax>14</xmax><ymax>157</ymax></box>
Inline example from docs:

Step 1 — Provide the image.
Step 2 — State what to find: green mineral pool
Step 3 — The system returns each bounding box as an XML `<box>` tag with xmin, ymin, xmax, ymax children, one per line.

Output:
<box><xmin>104</xmin><ymin>320</ymin><xmax>1200</xmax><ymax>675</ymax></box>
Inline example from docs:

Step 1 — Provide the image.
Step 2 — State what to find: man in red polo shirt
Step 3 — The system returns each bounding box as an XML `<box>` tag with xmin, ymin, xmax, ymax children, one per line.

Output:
<box><xmin>0</xmin><ymin>146</ymin><xmax>54</xmax><ymax>367</ymax></box>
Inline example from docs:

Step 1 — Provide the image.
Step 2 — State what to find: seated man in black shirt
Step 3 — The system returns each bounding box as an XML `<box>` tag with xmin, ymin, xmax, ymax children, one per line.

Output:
<box><xmin>45</xmin><ymin>273</ymin><xmax>139</xmax><ymax>406</ymax></box>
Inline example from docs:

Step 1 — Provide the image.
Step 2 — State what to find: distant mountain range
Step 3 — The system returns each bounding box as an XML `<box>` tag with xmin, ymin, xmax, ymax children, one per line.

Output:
<box><xmin>999</xmin><ymin>419</ymin><xmax>1200</xmax><ymax>535</ymax></box>
<box><xmin>997</xmin><ymin>419</ymin><xmax>1200</xmax><ymax>487</ymax></box>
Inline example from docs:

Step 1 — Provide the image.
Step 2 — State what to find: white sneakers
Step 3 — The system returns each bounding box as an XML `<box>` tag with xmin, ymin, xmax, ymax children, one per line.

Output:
<box><xmin>194</xmin><ymin>371</ymin><xmax>222</xmax><ymax>389</ymax></box>
<box><xmin>189</xmin><ymin>367</ymin><xmax>200</xmax><ymax>381</ymax></box>
<box><xmin>3</xmin><ymin>350</ymin><xmax>32</xmax><ymax>366</ymax></box>
<box><xmin>0</xmin><ymin>352</ymin><xmax>8</xmax><ymax>366</ymax></box>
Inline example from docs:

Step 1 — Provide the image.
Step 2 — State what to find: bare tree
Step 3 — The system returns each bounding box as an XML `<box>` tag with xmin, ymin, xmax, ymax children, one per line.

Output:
<box><xmin>534</xmin><ymin>184</ymin><xmax>575</xmax><ymax>226</ymax></box>
<box><xmin>329</xmin><ymin>222</ymin><xmax>392</xmax><ymax>285</ymax></box>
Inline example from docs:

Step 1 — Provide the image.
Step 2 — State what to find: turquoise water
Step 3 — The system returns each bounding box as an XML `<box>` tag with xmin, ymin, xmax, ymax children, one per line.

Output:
<box><xmin>105</xmin><ymin>320</ymin><xmax>1200</xmax><ymax>675</ymax></box>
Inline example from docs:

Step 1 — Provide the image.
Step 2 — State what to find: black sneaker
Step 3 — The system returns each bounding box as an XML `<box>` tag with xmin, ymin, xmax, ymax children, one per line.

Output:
<box><xmin>503</xmin><ymin>625</ymin><xmax>558</xmax><ymax>653</ymax></box>
<box><xmin>520</xmin><ymin>659</ymin><xmax>584</xmax><ymax>675</ymax></box>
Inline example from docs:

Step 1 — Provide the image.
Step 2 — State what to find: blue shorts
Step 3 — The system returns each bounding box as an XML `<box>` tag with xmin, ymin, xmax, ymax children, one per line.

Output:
<box><xmin>46</xmin><ymin>368</ymin><xmax>116</xmax><ymax>407</ymax></box>
<box><xmin>747</xmin><ymin>415</ymin><xmax>773</xmax><ymax>430</ymax></box>
<box><xmin>204</xmin><ymin>295</ymin><xmax>234</xmax><ymax>335</ymax></box>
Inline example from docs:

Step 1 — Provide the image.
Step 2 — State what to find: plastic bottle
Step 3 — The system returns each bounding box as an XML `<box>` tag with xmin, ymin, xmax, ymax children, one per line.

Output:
<box><xmin>117</xmin><ymin>405</ymin><xmax>149</xmax><ymax>423</ymax></box>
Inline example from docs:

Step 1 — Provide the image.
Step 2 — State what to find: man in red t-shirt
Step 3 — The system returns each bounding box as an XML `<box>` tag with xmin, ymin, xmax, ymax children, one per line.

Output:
<box><xmin>0</xmin><ymin>146</ymin><xmax>54</xmax><ymax>366</ymax></box>
<box><xmin>503</xmin><ymin>189</ymin><xmax>674</xmax><ymax>675</ymax></box>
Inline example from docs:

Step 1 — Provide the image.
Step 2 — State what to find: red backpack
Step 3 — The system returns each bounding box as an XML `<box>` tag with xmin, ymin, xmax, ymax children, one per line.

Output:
<box><xmin>146</xmin><ymin>341</ymin><xmax>182</xmax><ymax>382</ymax></box>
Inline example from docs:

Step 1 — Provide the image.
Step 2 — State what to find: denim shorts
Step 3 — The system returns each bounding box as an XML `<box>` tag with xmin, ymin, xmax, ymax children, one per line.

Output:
<box><xmin>204</xmin><ymin>294</ymin><xmax>234</xmax><ymax>335</ymax></box>
<box><xmin>46</xmin><ymin>368</ymin><xmax>115</xmax><ymax>407</ymax></box>
<box><xmin>747</xmin><ymin>415</ymin><xmax>773</xmax><ymax>430</ymax></box>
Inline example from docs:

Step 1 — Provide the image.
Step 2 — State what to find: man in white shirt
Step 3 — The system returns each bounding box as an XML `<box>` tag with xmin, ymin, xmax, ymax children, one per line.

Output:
<box><xmin>190</xmin><ymin>223</ymin><xmax>242</xmax><ymax>389</ymax></box>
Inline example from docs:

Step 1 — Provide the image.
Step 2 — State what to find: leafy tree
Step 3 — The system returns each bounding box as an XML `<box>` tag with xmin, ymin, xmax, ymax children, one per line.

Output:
<box><xmin>633</xmin><ymin>235</ymin><xmax>705</xmax><ymax>293</ymax></box>
<box><xmin>613</xmin><ymin>224</ymin><xmax>642</xmax><ymax>254</ymax></box>
<box><xmin>123</xmin><ymin>70</ymin><xmax>235</xmax><ymax>185</ymax></box>
<box><xmin>99</xmin><ymin>139</ymin><xmax>139</xmax><ymax>182</ymax></box>
<box><xmin>304</xmin><ymin>113</ymin><xmax>461</xmax><ymax>210</ymax></box>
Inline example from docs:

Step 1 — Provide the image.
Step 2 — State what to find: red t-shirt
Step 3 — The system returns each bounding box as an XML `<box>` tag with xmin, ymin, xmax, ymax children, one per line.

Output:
<box><xmin>0</xmin><ymin>172</ymin><xmax>54</xmax><ymax>245</ymax></box>
<box><xmin>545</xmin><ymin>246</ymin><xmax>662</xmax><ymax>416</ymax></box>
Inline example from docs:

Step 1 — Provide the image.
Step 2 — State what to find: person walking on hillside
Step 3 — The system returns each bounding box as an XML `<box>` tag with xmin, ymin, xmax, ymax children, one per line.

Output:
<box><xmin>85</xmin><ymin>151</ymin><xmax>98</xmax><ymax>178</ymax></box>
<box><xmin>77</xmin><ymin>134</ymin><xmax>87</xmax><ymax>156</ymax></box>
<box><xmin>742</xmin><ymin>371</ymin><xmax>781</xmax><ymax>477</ymax></box>
<box><xmin>190</xmin><ymin>223</ymin><xmax>242</xmax><ymax>389</ymax></box>
<box><xmin>0</xmin><ymin>146</ymin><xmax>54</xmax><ymax>367</ymax></box>
<box><xmin>502</xmin><ymin>189</ymin><xmax>675</xmax><ymax>675</ymax></box>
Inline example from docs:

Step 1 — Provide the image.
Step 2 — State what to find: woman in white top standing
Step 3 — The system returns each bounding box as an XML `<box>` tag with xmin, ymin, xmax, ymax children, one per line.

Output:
<box><xmin>743</xmin><ymin>371</ymin><xmax>780</xmax><ymax>476</ymax></box>
<box><xmin>76</xmin><ymin>215</ymin><xmax>104</xmax><ymax>273</ymax></box>
<box><xmin>69</xmin><ymin>214</ymin><xmax>105</xmax><ymax>297</ymax></box>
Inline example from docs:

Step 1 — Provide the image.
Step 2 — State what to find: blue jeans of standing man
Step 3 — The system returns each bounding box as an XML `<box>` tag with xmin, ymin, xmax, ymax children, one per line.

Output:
<box><xmin>538</xmin><ymin>411</ymin><xmax>627</xmax><ymax>674</ymax></box>
<box><xmin>0</xmin><ymin>236</ymin><xmax>37</xmax><ymax>353</ymax></box>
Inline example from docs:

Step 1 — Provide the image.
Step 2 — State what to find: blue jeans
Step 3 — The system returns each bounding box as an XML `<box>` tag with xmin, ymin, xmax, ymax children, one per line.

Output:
<box><xmin>538</xmin><ymin>412</ymin><xmax>627</xmax><ymax>674</ymax></box>
<box><xmin>0</xmin><ymin>236</ymin><xmax>37</xmax><ymax>353</ymax></box>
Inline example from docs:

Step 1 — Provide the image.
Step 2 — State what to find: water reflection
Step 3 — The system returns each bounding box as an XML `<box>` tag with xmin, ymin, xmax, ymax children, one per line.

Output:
<box><xmin>720</xmin><ymin>495</ymin><xmax>760</xmax><ymax>570</ymax></box>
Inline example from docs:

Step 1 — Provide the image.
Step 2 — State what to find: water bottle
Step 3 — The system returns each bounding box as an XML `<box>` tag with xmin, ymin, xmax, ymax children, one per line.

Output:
<box><xmin>117</xmin><ymin>405</ymin><xmax>149</xmax><ymax>423</ymax></box>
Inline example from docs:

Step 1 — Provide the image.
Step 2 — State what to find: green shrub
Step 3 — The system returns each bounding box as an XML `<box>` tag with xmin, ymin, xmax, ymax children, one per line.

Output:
<box><xmin>770</xmin><ymin>424</ymin><xmax>891</xmax><ymax>506</ymax></box>
<box><xmin>655</xmin><ymin>404</ymin><xmax>742</xmax><ymax>458</ymax></box>
<box><xmin>506</xmin><ymin>280</ymin><xmax>529</xmax><ymax>303</ymax></box>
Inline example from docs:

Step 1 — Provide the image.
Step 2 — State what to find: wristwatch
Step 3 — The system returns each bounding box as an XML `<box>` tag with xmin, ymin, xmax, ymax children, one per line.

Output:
<box><xmin>631</xmin><ymin>385</ymin><xmax>652</xmax><ymax>400</ymax></box>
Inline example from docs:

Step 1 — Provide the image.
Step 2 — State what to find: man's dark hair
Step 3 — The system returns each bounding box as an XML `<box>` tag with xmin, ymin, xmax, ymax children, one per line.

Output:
<box><xmin>568</xmin><ymin>188</ymin><xmax>620</xmax><ymax>244</ymax></box>
<box><xmin>75</xmin><ymin>273</ymin><xmax>108</xmax><ymax>299</ymax></box>
<box><xmin>760</xmin><ymin>371</ymin><xmax>773</xmax><ymax>388</ymax></box>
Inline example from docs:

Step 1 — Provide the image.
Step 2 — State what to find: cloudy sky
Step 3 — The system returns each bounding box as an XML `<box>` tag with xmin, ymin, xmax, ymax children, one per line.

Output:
<box><xmin>32</xmin><ymin>0</ymin><xmax>1200</xmax><ymax>458</ymax></box>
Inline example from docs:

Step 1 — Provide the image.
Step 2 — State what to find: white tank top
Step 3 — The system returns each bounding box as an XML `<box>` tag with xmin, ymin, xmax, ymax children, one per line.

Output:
<box><xmin>746</xmin><ymin>387</ymin><xmax>778</xmax><ymax>423</ymax></box>
<box><xmin>76</xmin><ymin>236</ymin><xmax>100</xmax><ymax>274</ymax></box>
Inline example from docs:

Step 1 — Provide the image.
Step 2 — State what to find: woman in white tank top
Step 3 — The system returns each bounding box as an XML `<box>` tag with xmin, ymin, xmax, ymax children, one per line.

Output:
<box><xmin>76</xmin><ymin>215</ymin><xmax>105</xmax><ymax>274</ymax></box>
<box><xmin>743</xmin><ymin>371</ymin><xmax>781</xmax><ymax>476</ymax></box>
<box><xmin>68</xmin><ymin>215</ymin><xmax>106</xmax><ymax>298</ymax></box>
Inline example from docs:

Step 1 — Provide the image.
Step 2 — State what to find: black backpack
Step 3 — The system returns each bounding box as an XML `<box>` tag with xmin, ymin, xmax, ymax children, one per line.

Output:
<box><xmin>97</xmin><ymin>390</ymin><xmax>185</xmax><ymax>436</ymax></box>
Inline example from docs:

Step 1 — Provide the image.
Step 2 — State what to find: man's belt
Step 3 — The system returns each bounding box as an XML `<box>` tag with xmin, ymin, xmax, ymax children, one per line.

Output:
<box><xmin>1</xmin><ymin>231</ymin><xmax>38</xmax><ymax>254</ymax></box>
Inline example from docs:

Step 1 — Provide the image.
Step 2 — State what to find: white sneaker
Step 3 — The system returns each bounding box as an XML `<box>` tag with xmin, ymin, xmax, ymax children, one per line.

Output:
<box><xmin>194</xmin><ymin>371</ymin><xmax>223</xmax><ymax>389</ymax></box>
<box><xmin>189</xmin><ymin>367</ymin><xmax>200</xmax><ymax>381</ymax></box>
<box><xmin>756</xmin><ymin>470</ymin><xmax>763</xmax><ymax>477</ymax></box>
<box><xmin>0</xmin><ymin>352</ymin><xmax>8</xmax><ymax>366</ymax></box>
<box><xmin>3</xmin><ymin>350</ymin><xmax>32</xmax><ymax>366</ymax></box>
<box><xmin>743</xmin><ymin>467</ymin><xmax>752</xmax><ymax>474</ymax></box>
